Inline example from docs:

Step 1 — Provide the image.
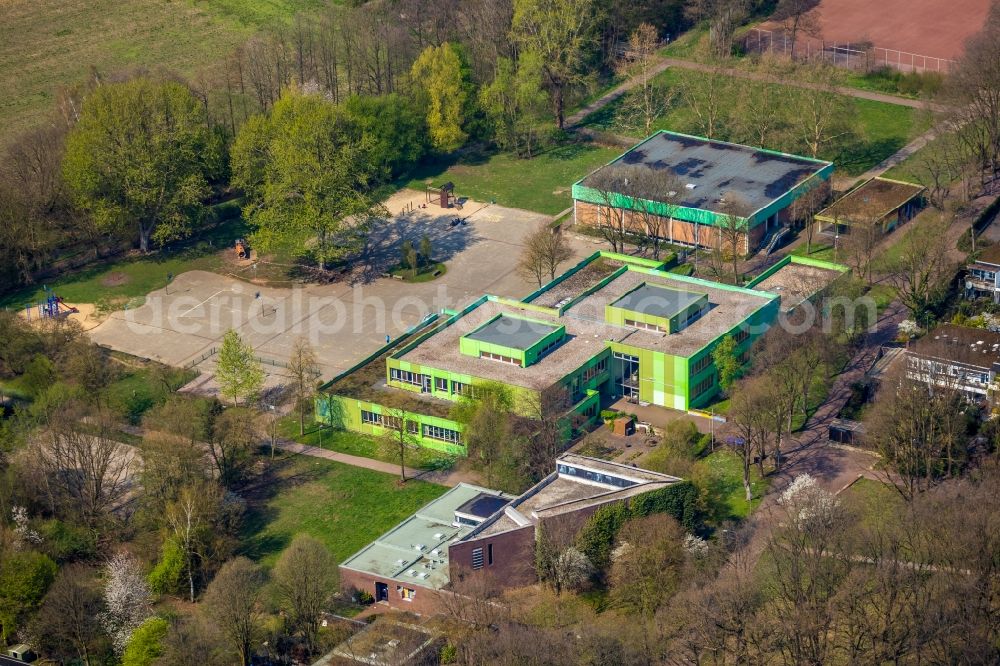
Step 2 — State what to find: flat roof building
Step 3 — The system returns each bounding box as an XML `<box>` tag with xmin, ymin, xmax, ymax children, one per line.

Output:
<box><xmin>318</xmin><ymin>251</ymin><xmax>849</xmax><ymax>455</ymax></box>
<box><xmin>572</xmin><ymin>131</ymin><xmax>833</xmax><ymax>253</ymax></box>
<box><xmin>905</xmin><ymin>324</ymin><xmax>1000</xmax><ymax>400</ymax></box>
<box><xmin>815</xmin><ymin>176</ymin><xmax>924</xmax><ymax>236</ymax></box>
<box><xmin>339</xmin><ymin>453</ymin><xmax>682</xmax><ymax>615</ymax></box>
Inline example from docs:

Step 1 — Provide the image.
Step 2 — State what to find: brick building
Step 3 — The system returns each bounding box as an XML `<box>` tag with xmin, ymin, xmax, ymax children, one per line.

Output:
<box><xmin>339</xmin><ymin>453</ymin><xmax>681</xmax><ymax>615</ymax></box>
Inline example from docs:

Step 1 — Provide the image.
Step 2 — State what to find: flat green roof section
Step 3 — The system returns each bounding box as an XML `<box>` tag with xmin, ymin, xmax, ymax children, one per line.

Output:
<box><xmin>613</xmin><ymin>284</ymin><xmax>706</xmax><ymax>319</ymax></box>
<box><xmin>465</xmin><ymin>314</ymin><xmax>560</xmax><ymax>351</ymax></box>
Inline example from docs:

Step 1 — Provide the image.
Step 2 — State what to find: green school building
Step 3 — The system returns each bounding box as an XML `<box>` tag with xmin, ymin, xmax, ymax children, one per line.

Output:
<box><xmin>317</xmin><ymin>251</ymin><xmax>846</xmax><ymax>456</ymax></box>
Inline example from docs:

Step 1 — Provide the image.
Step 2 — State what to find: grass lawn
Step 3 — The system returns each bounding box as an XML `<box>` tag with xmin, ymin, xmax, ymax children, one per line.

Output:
<box><xmin>103</xmin><ymin>361</ymin><xmax>198</xmax><ymax>424</ymax></box>
<box><xmin>691</xmin><ymin>449</ymin><xmax>769</xmax><ymax>522</ymax></box>
<box><xmin>581</xmin><ymin>68</ymin><xmax>924</xmax><ymax>176</ymax></box>
<box><xmin>0</xmin><ymin>0</ymin><xmax>325</xmax><ymax>144</ymax></box>
<box><xmin>840</xmin><ymin>477</ymin><xmax>903</xmax><ymax>527</ymax></box>
<box><xmin>277</xmin><ymin>418</ymin><xmax>455</xmax><ymax>471</ymax></box>
<box><xmin>403</xmin><ymin>142</ymin><xmax>622</xmax><ymax>215</ymax></box>
<box><xmin>792</xmin><ymin>242</ymin><xmax>838</xmax><ymax>263</ymax></box>
<box><xmin>0</xmin><ymin>206</ymin><xmax>248</xmax><ymax>310</ymax></box>
<box><xmin>240</xmin><ymin>454</ymin><xmax>448</xmax><ymax>567</ymax></box>
<box><xmin>388</xmin><ymin>262</ymin><xmax>447</xmax><ymax>283</ymax></box>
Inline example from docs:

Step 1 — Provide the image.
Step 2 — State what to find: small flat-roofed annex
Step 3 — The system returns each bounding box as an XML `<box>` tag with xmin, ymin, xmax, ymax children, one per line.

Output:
<box><xmin>464</xmin><ymin>314</ymin><xmax>561</xmax><ymax>351</ymax></box>
<box><xmin>815</xmin><ymin>176</ymin><xmax>925</xmax><ymax>227</ymax></box>
<box><xmin>612</xmin><ymin>284</ymin><xmax>706</xmax><ymax>319</ymax></box>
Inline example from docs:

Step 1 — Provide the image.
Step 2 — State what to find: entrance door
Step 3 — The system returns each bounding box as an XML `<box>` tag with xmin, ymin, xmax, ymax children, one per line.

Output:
<box><xmin>375</xmin><ymin>582</ymin><xmax>388</xmax><ymax>602</ymax></box>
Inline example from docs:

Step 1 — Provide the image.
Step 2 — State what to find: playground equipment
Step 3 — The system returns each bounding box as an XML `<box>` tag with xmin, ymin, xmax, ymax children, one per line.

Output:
<box><xmin>235</xmin><ymin>238</ymin><xmax>250</xmax><ymax>259</ymax></box>
<box><xmin>25</xmin><ymin>290</ymin><xmax>77</xmax><ymax>322</ymax></box>
<box><xmin>425</xmin><ymin>182</ymin><xmax>459</xmax><ymax>209</ymax></box>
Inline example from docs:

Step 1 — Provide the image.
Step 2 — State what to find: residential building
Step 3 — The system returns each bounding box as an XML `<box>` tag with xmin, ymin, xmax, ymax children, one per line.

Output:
<box><xmin>905</xmin><ymin>324</ymin><xmax>1000</xmax><ymax>400</ymax></box>
<box><xmin>338</xmin><ymin>453</ymin><xmax>682</xmax><ymax>615</ymax></box>
<box><xmin>966</xmin><ymin>244</ymin><xmax>1000</xmax><ymax>302</ymax></box>
<box><xmin>571</xmin><ymin>130</ymin><xmax>833</xmax><ymax>254</ymax></box>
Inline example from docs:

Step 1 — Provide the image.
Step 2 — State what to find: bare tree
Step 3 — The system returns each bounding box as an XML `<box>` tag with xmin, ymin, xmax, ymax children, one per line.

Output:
<box><xmin>288</xmin><ymin>337</ymin><xmax>321</xmax><ymax>436</ymax></box>
<box><xmin>29</xmin><ymin>412</ymin><xmax>137</xmax><ymax>527</ymax></box>
<box><xmin>790</xmin><ymin>65</ymin><xmax>857</xmax><ymax>158</ymax></box>
<box><xmin>203</xmin><ymin>557</ymin><xmax>266</xmax><ymax>666</ymax></box>
<box><xmin>30</xmin><ymin>564</ymin><xmax>104</xmax><ymax>666</ymax></box>
<box><xmin>686</xmin><ymin>0</ymin><xmax>749</xmax><ymax>59</ymax></box>
<box><xmin>883</xmin><ymin>215</ymin><xmax>956</xmax><ymax>325</ymax></box>
<box><xmin>865</xmin><ymin>369</ymin><xmax>969</xmax><ymax>500</ymax></box>
<box><xmin>518</xmin><ymin>226</ymin><xmax>574</xmax><ymax>287</ymax></box>
<box><xmin>683</xmin><ymin>69</ymin><xmax>734</xmax><ymax>139</ymax></box>
<box><xmin>272</xmin><ymin>534</ymin><xmax>336</xmax><ymax>655</ymax></box>
<box><xmin>614</xmin><ymin>23</ymin><xmax>675</xmax><ymax>136</ymax></box>
<box><xmin>624</xmin><ymin>167</ymin><xmax>683</xmax><ymax>260</ymax></box>
<box><xmin>715</xmin><ymin>197</ymin><xmax>753</xmax><ymax>283</ymax></box>
<box><xmin>165</xmin><ymin>480</ymin><xmax>229</xmax><ymax>603</ymax></box>
<box><xmin>788</xmin><ymin>182</ymin><xmax>829</xmax><ymax>254</ymax></box>
<box><xmin>772</xmin><ymin>0</ymin><xmax>822</xmax><ymax>55</ymax></box>
<box><xmin>727</xmin><ymin>375</ymin><xmax>772</xmax><ymax>501</ymax></box>
<box><xmin>208</xmin><ymin>407</ymin><xmax>258</xmax><ymax>489</ymax></box>
<box><xmin>379</xmin><ymin>398</ymin><xmax>423</xmax><ymax>482</ymax></box>
<box><xmin>839</xmin><ymin>208</ymin><xmax>883</xmax><ymax>286</ymax></box>
<box><xmin>582</xmin><ymin>165</ymin><xmax>643</xmax><ymax>253</ymax></box>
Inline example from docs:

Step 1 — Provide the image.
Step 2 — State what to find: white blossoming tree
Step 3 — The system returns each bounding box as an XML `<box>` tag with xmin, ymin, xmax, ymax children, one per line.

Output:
<box><xmin>100</xmin><ymin>553</ymin><xmax>152</xmax><ymax>654</ymax></box>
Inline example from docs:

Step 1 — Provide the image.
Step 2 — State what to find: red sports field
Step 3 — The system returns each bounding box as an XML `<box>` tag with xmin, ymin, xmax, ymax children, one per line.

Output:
<box><xmin>760</xmin><ymin>0</ymin><xmax>991</xmax><ymax>64</ymax></box>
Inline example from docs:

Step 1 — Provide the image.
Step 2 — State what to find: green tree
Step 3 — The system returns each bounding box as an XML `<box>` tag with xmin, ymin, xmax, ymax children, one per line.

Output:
<box><xmin>22</xmin><ymin>353</ymin><xmax>56</xmax><ymax>398</ymax></box>
<box><xmin>0</xmin><ymin>549</ymin><xmax>57</xmax><ymax>643</ymax></box>
<box><xmin>419</xmin><ymin>235</ymin><xmax>433</xmax><ymax>268</ymax></box>
<box><xmin>712</xmin><ymin>334</ymin><xmax>742</xmax><ymax>393</ymax></box>
<box><xmin>451</xmin><ymin>383</ymin><xmax>515</xmax><ymax>487</ymax></box>
<box><xmin>512</xmin><ymin>0</ymin><xmax>597</xmax><ymax>129</ymax></box>
<box><xmin>231</xmin><ymin>87</ymin><xmax>385</xmax><ymax>269</ymax></box>
<box><xmin>122</xmin><ymin>617</ymin><xmax>169</xmax><ymax>666</ymax></box>
<box><xmin>480</xmin><ymin>53</ymin><xmax>550</xmax><ymax>156</ymax></box>
<box><xmin>288</xmin><ymin>337</ymin><xmax>321</xmax><ymax>436</ymax></box>
<box><xmin>342</xmin><ymin>94</ymin><xmax>428</xmax><ymax>180</ymax></box>
<box><xmin>147</xmin><ymin>538</ymin><xmax>185</xmax><ymax>596</ymax></box>
<box><xmin>410</xmin><ymin>43</ymin><xmax>469</xmax><ymax>152</ymax></box>
<box><xmin>62</xmin><ymin>78</ymin><xmax>217</xmax><ymax>252</ymax></box>
<box><xmin>216</xmin><ymin>330</ymin><xmax>264</xmax><ymax>407</ymax></box>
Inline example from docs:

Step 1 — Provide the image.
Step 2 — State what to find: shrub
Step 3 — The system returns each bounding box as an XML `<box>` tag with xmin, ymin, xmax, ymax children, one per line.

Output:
<box><xmin>147</xmin><ymin>539</ymin><xmax>185</xmax><ymax>596</ymax></box>
<box><xmin>37</xmin><ymin>519</ymin><xmax>97</xmax><ymax>562</ymax></box>
<box><xmin>122</xmin><ymin>616</ymin><xmax>168</xmax><ymax>666</ymax></box>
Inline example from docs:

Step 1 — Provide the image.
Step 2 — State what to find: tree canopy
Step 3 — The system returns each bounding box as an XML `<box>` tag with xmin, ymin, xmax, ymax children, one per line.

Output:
<box><xmin>62</xmin><ymin>78</ymin><xmax>219</xmax><ymax>253</ymax></box>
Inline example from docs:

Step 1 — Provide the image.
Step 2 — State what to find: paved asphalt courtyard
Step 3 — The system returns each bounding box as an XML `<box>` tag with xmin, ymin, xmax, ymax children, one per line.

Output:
<box><xmin>88</xmin><ymin>190</ymin><xmax>598</xmax><ymax>385</ymax></box>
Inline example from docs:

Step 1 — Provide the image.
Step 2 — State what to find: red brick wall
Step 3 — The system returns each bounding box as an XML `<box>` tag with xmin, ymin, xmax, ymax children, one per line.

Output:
<box><xmin>338</xmin><ymin>567</ymin><xmax>445</xmax><ymax>616</ymax></box>
<box><xmin>449</xmin><ymin>525</ymin><xmax>537</xmax><ymax>588</ymax></box>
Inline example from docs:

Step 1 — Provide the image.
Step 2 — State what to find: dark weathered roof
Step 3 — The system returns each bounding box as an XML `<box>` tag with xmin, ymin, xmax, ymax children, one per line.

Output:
<box><xmin>586</xmin><ymin>131</ymin><xmax>830</xmax><ymax>214</ymax></box>
<box><xmin>908</xmin><ymin>324</ymin><xmax>1000</xmax><ymax>368</ymax></box>
<box><xmin>455</xmin><ymin>493</ymin><xmax>510</xmax><ymax>519</ymax></box>
<box><xmin>971</xmin><ymin>243</ymin><xmax>1000</xmax><ymax>267</ymax></box>
<box><xmin>815</xmin><ymin>177</ymin><xmax>924</xmax><ymax>224</ymax></box>
<box><xmin>465</xmin><ymin>314</ymin><xmax>560</xmax><ymax>350</ymax></box>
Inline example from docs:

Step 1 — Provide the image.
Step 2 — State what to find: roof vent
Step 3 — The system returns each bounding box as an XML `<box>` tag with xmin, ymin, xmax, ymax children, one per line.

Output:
<box><xmin>685</xmin><ymin>183</ymin><xmax>697</xmax><ymax>190</ymax></box>
<box><xmin>433</xmin><ymin>532</ymin><xmax>444</xmax><ymax>540</ymax></box>
<box><xmin>413</xmin><ymin>544</ymin><xmax>425</xmax><ymax>551</ymax></box>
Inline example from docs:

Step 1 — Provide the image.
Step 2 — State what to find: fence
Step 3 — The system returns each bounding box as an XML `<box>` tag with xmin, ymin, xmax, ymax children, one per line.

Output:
<box><xmin>744</xmin><ymin>29</ymin><xmax>956</xmax><ymax>74</ymax></box>
<box><xmin>183</xmin><ymin>346</ymin><xmax>290</xmax><ymax>371</ymax></box>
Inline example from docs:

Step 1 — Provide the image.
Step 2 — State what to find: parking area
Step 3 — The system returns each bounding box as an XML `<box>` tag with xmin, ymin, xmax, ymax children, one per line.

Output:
<box><xmin>88</xmin><ymin>190</ymin><xmax>597</xmax><ymax>386</ymax></box>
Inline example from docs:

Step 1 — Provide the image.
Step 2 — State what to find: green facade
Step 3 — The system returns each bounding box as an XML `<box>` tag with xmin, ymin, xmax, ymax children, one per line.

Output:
<box><xmin>571</xmin><ymin>130</ymin><xmax>834</xmax><ymax>231</ymax></box>
<box><xmin>316</xmin><ymin>251</ymin><xmax>803</xmax><ymax>455</ymax></box>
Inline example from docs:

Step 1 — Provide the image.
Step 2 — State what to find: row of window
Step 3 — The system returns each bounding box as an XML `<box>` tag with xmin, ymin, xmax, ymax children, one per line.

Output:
<box><xmin>481</xmin><ymin>351</ymin><xmax>522</xmax><ymax>366</ymax></box>
<box><xmin>680</xmin><ymin>305</ymin><xmax>707</xmax><ymax>329</ymax></box>
<box><xmin>624</xmin><ymin>318</ymin><xmax>664</xmax><ymax>333</ymax></box>
<box><xmin>692</xmin><ymin>374</ymin><xmax>715</xmax><ymax>398</ymax></box>
<box><xmin>733</xmin><ymin>328</ymin><xmax>750</xmax><ymax>344</ymax></box>
<box><xmin>389</xmin><ymin>368</ymin><xmax>423</xmax><ymax>387</ymax></box>
<box><xmin>390</xmin><ymin>368</ymin><xmax>478</xmax><ymax>398</ymax></box>
<box><xmin>557</xmin><ymin>463</ymin><xmax>636</xmax><ymax>488</ymax></box>
<box><xmin>423</xmin><ymin>424</ymin><xmax>462</xmax><ymax>444</ymax></box>
<box><xmin>535</xmin><ymin>336</ymin><xmax>562</xmax><ymax>359</ymax></box>
<box><xmin>361</xmin><ymin>410</ymin><xmax>463</xmax><ymax>443</ymax></box>
<box><xmin>582</xmin><ymin>357</ymin><xmax>608</xmax><ymax>382</ymax></box>
<box><xmin>690</xmin><ymin>354</ymin><xmax>712</xmax><ymax>376</ymax></box>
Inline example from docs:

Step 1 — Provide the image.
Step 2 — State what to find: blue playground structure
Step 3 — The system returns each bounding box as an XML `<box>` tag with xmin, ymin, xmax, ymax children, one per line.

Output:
<box><xmin>24</xmin><ymin>288</ymin><xmax>78</xmax><ymax>321</ymax></box>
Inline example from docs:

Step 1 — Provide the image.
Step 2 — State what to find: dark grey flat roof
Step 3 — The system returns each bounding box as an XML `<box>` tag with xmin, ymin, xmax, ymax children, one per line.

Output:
<box><xmin>613</xmin><ymin>283</ymin><xmax>705</xmax><ymax>319</ymax></box>
<box><xmin>456</xmin><ymin>493</ymin><xmax>510</xmax><ymax>519</ymax></box>
<box><xmin>465</xmin><ymin>314</ymin><xmax>560</xmax><ymax>350</ymax></box>
<box><xmin>592</xmin><ymin>131</ymin><xmax>829</xmax><ymax>215</ymax></box>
